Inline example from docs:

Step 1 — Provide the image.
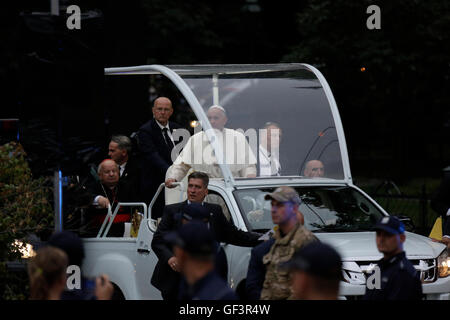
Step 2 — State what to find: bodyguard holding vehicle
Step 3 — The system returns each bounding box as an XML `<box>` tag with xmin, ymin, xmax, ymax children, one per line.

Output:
<box><xmin>151</xmin><ymin>171</ymin><xmax>261</xmax><ymax>300</ymax></box>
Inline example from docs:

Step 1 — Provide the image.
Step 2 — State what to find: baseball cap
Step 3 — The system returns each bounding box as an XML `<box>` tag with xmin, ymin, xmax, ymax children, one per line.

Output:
<box><xmin>283</xmin><ymin>242</ymin><xmax>342</xmax><ymax>280</ymax></box>
<box><xmin>374</xmin><ymin>216</ymin><xmax>405</xmax><ymax>235</ymax></box>
<box><xmin>265</xmin><ymin>186</ymin><xmax>301</xmax><ymax>205</ymax></box>
<box><xmin>182</xmin><ymin>202</ymin><xmax>211</xmax><ymax>221</ymax></box>
<box><xmin>47</xmin><ymin>231</ymin><xmax>85</xmax><ymax>266</ymax></box>
<box><xmin>164</xmin><ymin>221</ymin><xmax>216</xmax><ymax>257</ymax></box>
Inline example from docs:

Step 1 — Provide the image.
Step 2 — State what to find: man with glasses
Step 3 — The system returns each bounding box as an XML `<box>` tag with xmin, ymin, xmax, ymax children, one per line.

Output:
<box><xmin>138</xmin><ymin>97</ymin><xmax>182</xmax><ymax>218</ymax></box>
<box><xmin>260</xmin><ymin>186</ymin><xmax>317</xmax><ymax>300</ymax></box>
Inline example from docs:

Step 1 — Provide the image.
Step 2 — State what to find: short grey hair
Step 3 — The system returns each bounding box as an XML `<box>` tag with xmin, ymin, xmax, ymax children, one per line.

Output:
<box><xmin>111</xmin><ymin>135</ymin><xmax>132</xmax><ymax>154</ymax></box>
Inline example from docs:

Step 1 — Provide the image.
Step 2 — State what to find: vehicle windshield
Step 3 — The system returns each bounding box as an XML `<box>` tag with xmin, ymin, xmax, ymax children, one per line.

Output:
<box><xmin>234</xmin><ymin>186</ymin><xmax>384</xmax><ymax>233</ymax></box>
<box><xmin>179</xmin><ymin>64</ymin><xmax>345</xmax><ymax>180</ymax></box>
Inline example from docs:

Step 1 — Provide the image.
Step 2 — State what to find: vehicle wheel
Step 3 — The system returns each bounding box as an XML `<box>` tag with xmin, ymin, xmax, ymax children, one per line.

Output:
<box><xmin>111</xmin><ymin>283</ymin><xmax>125</xmax><ymax>300</ymax></box>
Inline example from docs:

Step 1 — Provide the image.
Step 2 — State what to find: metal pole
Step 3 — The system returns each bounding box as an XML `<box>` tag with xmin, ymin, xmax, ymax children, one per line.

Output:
<box><xmin>50</xmin><ymin>0</ymin><xmax>59</xmax><ymax>16</ymax></box>
<box><xmin>212</xmin><ymin>74</ymin><xmax>219</xmax><ymax>105</ymax></box>
<box><xmin>54</xmin><ymin>170</ymin><xmax>63</xmax><ymax>232</ymax></box>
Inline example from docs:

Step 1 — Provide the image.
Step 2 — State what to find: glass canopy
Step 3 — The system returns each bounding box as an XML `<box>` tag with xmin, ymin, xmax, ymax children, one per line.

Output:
<box><xmin>178</xmin><ymin>64</ymin><xmax>346</xmax><ymax>180</ymax></box>
<box><xmin>105</xmin><ymin>64</ymin><xmax>350</xmax><ymax>183</ymax></box>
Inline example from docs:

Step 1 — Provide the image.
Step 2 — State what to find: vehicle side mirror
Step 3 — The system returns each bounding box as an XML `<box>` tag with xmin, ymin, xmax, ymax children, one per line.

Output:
<box><xmin>393</xmin><ymin>215</ymin><xmax>415</xmax><ymax>232</ymax></box>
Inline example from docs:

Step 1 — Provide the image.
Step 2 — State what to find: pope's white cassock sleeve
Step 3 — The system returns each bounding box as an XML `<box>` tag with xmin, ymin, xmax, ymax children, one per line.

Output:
<box><xmin>167</xmin><ymin>128</ymin><xmax>257</xmax><ymax>181</ymax></box>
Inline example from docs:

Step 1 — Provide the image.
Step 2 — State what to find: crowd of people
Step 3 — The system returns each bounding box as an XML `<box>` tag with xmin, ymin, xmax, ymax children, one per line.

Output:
<box><xmin>28</xmin><ymin>96</ymin><xmax>446</xmax><ymax>300</ymax></box>
<box><xmin>30</xmin><ymin>178</ymin><xmax>425</xmax><ymax>301</ymax></box>
<box><xmin>28</xmin><ymin>231</ymin><xmax>113</xmax><ymax>300</ymax></box>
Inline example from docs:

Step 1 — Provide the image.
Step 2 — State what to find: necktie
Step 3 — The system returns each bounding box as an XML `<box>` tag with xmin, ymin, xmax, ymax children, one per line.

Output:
<box><xmin>162</xmin><ymin>127</ymin><xmax>175</xmax><ymax>152</ymax></box>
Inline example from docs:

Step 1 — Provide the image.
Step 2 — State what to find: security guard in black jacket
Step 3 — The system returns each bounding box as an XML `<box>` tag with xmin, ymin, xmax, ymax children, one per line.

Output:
<box><xmin>364</xmin><ymin>216</ymin><xmax>423</xmax><ymax>300</ymax></box>
<box><xmin>165</xmin><ymin>221</ymin><xmax>238</xmax><ymax>300</ymax></box>
<box><xmin>150</xmin><ymin>171</ymin><xmax>261</xmax><ymax>300</ymax></box>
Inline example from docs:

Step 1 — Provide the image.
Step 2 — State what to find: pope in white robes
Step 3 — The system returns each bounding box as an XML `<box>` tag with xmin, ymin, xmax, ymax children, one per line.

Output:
<box><xmin>166</xmin><ymin>105</ymin><xmax>256</xmax><ymax>187</ymax></box>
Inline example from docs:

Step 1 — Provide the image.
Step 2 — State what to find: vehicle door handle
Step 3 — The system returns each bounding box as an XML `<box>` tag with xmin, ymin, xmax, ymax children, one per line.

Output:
<box><xmin>137</xmin><ymin>248</ymin><xmax>150</xmax><ymax>254</ymax></box>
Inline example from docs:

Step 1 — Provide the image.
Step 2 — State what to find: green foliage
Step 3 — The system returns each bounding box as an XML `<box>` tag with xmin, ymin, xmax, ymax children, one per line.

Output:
<box><xmin>143</xmin><ymin>0</ymin><xmax>224</xmax><ymax>64</ymax></box>
<box><xmin>283</xmin><ymin>0</ymin><xmax>450</xmax><ymax>179</ymax></box>
<box><xmin>0</xmin><ymin>142</ymin><xmax>54</xmax><ymax>300</ymax></box>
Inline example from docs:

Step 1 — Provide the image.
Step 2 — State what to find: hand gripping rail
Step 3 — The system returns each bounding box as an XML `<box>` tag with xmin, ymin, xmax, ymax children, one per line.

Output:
<box><xmin>147</xmin><ymin>182</ymin><xmax>184</xmax><ymax>232</ymax></box>
<box><xmin>97</xmin><ymin>202</ymin><xmax>148</xmax><ymax>238</ymax></box>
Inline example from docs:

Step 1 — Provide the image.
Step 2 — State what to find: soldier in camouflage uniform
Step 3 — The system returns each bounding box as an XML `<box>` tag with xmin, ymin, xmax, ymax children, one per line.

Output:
<box><xmin>260</xmin><ymin>186</ymin><xmax>317</xmax><ymax>300</ymax></box>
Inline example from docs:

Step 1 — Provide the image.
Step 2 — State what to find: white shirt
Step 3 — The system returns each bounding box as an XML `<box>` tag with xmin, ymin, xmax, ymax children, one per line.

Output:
<box><xmin>167</xmin><ymin>128</ymin><xmax>257</xmax><ymax>181</ymax></box>
<box><xmin>155</xmin><ymin>120</ymin><xmax>174</xmax><ymax>144</ymax></box>
<box><xmin>259</xmin><ymin>146</ymin><xmax>281</xmax><ymax>176</ymax></box>
<box><xmin>119</xmin><ymin>162</ymin><xmax>127</xmax><ymax>177</ymax></box>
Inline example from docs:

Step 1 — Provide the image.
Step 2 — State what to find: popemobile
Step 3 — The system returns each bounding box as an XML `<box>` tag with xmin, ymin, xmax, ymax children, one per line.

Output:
<box><xmin>79</xmin><ymin>64</ymin><xmax>450</xmax><ymax>299</ymax></box>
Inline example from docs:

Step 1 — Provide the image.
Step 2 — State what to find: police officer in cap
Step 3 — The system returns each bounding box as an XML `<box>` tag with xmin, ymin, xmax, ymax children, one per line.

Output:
<box><xmin>165</xmin><ymin>221</ymin><xmax>238</xmax><ymax>300</ymax></box>
<box><xmin>284</xmin><ymin>242</ymin><xmax>342</xmax><ymax>300</ymax></box>
<box><xmin>363</xmin><ymin>216</ymin><xmax>423</xmax><ymax>300</ymax></box>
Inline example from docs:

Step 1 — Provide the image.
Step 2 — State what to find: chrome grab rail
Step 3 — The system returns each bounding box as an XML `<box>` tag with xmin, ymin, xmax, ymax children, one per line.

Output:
<box><xmin>147</xmin><ymin>182</ymin><xmax>184</xmax><ymax>232</ymax></box>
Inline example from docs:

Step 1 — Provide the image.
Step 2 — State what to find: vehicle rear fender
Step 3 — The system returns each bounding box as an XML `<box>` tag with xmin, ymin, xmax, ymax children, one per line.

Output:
<box><xmin>85</xmin><ymin>253</ymin><xmax>139</xmax><ymax>300</ymax></box>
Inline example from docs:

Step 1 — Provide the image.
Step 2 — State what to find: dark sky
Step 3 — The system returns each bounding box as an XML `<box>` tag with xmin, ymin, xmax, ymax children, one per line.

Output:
<box><xmin>0</xmin><ymin>0</ymin><xmax>448</xmax><ymax>181</ymax></box>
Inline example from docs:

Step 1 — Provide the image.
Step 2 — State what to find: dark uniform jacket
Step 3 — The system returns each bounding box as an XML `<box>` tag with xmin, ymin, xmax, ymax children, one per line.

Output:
<box><xmin>137</xmin><ymin>119</ymin><xmax>182</xmax><ymax>217</ymax></box>
<box><xmin>120</xmin><ymin>156</ymin><xmax>142</xmax><ymax>200</ymax></box>
<box><xmin>363</xmin><ymin>251</ymin><xmax>423</xmax><ymax>300</ymax></box>
<box><xmin>178</xmin><ymin>271</ymin><xmax>238</xmax><ymax>300</ymax></box>
<box><xmin>150</xmin><ymin>200</ymin><xmax>261</xmax><ymax>298</ymax></box>
<box><xmin>245</xmin><ymin>237</ymin><xmax>275</xmax><ymax>300</ymax></box>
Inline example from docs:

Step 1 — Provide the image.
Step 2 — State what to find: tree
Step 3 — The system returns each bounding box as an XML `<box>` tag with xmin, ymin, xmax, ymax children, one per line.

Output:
<box><xmin>0</xmin><ymin>142</ymin><xmax>54</xmax><ymax>299</ymax></box>
<box><xmin>283</xmin><ymin>0</ymin><xmax>450</xmax><ymax>179</ymax></box>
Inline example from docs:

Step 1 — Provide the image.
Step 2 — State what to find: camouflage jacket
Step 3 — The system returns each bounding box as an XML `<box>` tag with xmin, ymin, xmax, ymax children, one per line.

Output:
<box><xmin>260</xmin><ymin>223</ymin><xmax>317</xmax><ymax>300</ymax></box>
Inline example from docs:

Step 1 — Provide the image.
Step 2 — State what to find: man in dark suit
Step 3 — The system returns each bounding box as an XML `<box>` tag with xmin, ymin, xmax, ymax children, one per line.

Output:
<box><xmin>151</xmin><ymin>171</ymin><xmax>262</xmax><ymax>300</ymax></box>
<box><xmin>108</xmin><ymin>135</ymin><xmax>141</xmax><ymax>197</ymax></box>
<box><xmin>83</xmin><ymin>159</ymin><xmax>138</xmax><ymax>237</ymax></box>
<box><xmin>137</xmin><ymin>97</ymin><xmax>182</xmax><ymax>218</ymax></box>
<box><xmin>431</xmin><ymin>173</ymin><xmax>450</xmax><ymax>247</ymax></box>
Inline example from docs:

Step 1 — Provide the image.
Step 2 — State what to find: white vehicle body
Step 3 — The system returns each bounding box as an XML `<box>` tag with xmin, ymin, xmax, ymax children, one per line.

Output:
<box><xmin>81</xmin><ymin>64</ymin><xmax>450</xmax><ymax>299</ymax></box>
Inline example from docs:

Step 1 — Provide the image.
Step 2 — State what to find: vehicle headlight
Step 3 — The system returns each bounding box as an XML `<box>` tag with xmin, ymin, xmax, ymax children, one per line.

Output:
<box><xmin>437</xmin><ymin>250</ymin><xmax>450</xmax><ymax>278</ymax></box>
